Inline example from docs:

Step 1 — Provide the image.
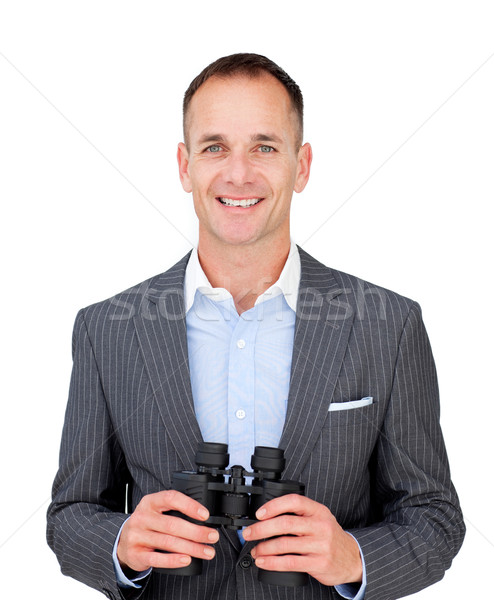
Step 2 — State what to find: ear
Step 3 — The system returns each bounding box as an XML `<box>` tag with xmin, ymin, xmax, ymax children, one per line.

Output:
<box><xmin>294</xmin><ymin>143</ymin><xmax>313</xmax><ymax>193</ymax></box>
<box><xmin>177</xmin><ymin>142</ymin><xmax>192</xmax><ymax>193</ymax></box>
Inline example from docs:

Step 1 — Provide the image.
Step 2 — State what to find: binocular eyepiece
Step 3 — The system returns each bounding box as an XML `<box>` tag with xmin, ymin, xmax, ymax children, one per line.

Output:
<box><xmin>157</xmin><ymin>442</ymin><xmax>308</xmax><ymax>587</ymax></box>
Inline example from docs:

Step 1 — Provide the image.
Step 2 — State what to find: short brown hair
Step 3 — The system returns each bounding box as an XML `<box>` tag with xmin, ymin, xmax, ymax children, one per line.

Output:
<box><xmin>183</xmin><ymin>53</ymin><xmax>304</xmax><ymax>148</ymax></box>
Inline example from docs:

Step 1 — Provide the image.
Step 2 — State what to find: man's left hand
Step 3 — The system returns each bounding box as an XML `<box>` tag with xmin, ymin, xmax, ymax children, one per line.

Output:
<box><xmin>242</xmin><ymin>494</ymin><xmax>362</xmax><ymax>587</ymax></box>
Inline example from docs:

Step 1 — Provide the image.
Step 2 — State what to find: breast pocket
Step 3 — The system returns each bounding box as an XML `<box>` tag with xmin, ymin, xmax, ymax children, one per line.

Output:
<box><xmin>327</xmin><ymin>397</ymin><xmax>379</xmax><ymax>427</ymax></box>
<box><xmin>302</xmin><ymin>398</ymin><xmax>382</xmax><ymax>514</ymax></box>
<box><xmin>328</xmin><ymin>396</ymin><xmax>374</xmax><ymax>416</ymax></box>
<box><xmin>322</xmin><ymin>399</ymin><xmax>382</xmax><ymax>482</ymax></box>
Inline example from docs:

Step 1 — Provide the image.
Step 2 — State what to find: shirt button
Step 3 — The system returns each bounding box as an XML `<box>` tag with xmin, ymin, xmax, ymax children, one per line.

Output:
<box><xmin>235</xmin><ymin>409</ymin><xmax>246</xmax><ymax>420</ymax></box>
<box><xmin>236</xmin><ymin>339</ymin><xmax>246</xmax><ymax>349</ymax></box>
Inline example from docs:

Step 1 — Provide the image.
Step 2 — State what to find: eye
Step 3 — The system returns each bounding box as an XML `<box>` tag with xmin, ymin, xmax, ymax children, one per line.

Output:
<box><xmin>206</xmin><ymin>144</ymin><xmax>222</xmax><ymax>153</ymax></box>
<box><xmin>258</xmin><ymin>145</ymin><xmax>275</xmax><ymax>153</ymax></box>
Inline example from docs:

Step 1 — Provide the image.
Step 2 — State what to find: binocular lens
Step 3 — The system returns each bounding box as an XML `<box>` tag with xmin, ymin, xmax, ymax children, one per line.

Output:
<box><xmin>195</xmin><ymin>442</ymin><xmax>230</xmax><ymax>469</ymax></box>
<box><xmin>251</xmin><ymin>446</ymin><xmax>285</xmax><ymax>474</ymax></box>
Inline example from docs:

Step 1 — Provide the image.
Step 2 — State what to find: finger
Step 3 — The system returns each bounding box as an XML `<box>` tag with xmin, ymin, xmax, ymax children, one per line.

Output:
<box><xmin>253</xmin><ymin>553</ymin><xmax>315</xmax><ymax>574</ymax></box>
<box><xmin>149</xmin><ymin>513</ymin><xmax>219</xmax><ymax>544</ymax></box>
<box><xmin>252</xmin><ymin>535</ymin><xmax>314</xmax><ymax>559</ymax></box>
<box><xmin>148</xmin><ymin>489</ymin><xmax>210</xmax><ymax>521</ymax></box>
<box><xmin>244</xmin><ymin>513</ymin><xmax>311</xmax><ymax>541</ymax></box>
<box><xmin>124</xmin><ymin>503</ymin><xmax>219</xmax><ymax>545</ymax></box>
<box><xmin>120</xmin><ymin>548</ymin><xmax>194</xmax><ymax>573</ymax></box>
<box><xmin>140</xmin><ymin>530</ymin><xmax>217</xmax><ymax>560</ymax></box>
<box><xmin>255</xmin><ymin>494</ymin><xmax>319</xmax><ymax>520</ymax></box>
<box><xmin>141</xmin><ymin>550</ymin><xmax>194</xmax><ymax>570</ymax></box>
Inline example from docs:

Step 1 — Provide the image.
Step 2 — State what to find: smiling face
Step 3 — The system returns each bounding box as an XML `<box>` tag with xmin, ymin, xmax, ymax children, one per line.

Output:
<box><xmin>177</xmin><ymin>73</ymin><xmax>312</xmax><ymax>251</ymax></box>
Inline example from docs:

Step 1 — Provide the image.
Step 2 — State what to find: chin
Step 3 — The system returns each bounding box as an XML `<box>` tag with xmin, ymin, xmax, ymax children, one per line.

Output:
<box><xmin>213</xmin><ymin>230</ymin><xmax>262</xmax><ymax>247</ymax></box>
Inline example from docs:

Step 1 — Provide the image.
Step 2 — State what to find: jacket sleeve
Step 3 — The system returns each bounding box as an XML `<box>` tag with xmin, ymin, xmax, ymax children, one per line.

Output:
<box><xmin>348</xmin><ymin>302</ymin><xmax>465</xmax><ymax>600</ymax></box>
<box><xmin>46</xmin><ymin>309</ymin><xmax>146</xmax><ymax>600</ymax></box>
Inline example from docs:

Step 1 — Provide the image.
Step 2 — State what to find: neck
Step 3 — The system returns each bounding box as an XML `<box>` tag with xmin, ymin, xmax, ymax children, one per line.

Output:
<box><xmin>197</xmin><ymin>235</ymin><xmax>291</xmax><ymax>314</ymax></box>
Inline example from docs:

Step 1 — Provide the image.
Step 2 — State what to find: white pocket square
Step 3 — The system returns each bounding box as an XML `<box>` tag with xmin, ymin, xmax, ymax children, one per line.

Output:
<box><xmin>329</xmin><ymin>397</ymin><xmax>374</xmax><ymax>411</ymax></box>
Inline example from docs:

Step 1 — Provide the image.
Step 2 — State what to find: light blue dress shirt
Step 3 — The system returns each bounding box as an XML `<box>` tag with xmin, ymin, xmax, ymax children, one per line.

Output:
<box><xmin>114</xmin><ymin>243</ymin><xmax>365</xmax><ymax>599</ymax></box>
<box><xmin>186</xmin><ymin>286</ymin><xmax>296</xmax><ymax>471</ymax></box>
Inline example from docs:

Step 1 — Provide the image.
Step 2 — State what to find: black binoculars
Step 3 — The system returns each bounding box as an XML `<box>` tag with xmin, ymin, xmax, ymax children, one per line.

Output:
<box><xmin>157</xmin><ymin>442</ymin><xmax>308</xmax><ymax>587</ymax></box>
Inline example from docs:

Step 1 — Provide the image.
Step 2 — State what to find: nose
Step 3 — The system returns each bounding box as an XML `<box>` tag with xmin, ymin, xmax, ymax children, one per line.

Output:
<box><xmin>223</xmin><ymin>150</ymin><xmax>254</xmax><ymax>187</ymax></box>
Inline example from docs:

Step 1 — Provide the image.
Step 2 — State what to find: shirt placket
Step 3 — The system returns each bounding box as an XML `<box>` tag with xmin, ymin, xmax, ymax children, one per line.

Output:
<box><xmin>227</xmin><ymin>307</ymin><xmax>259</xmax><ymax>471</ymax></box>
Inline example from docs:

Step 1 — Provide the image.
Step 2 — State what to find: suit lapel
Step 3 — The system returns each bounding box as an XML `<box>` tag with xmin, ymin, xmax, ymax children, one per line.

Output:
<box><xmin>243</xmin><ymin>250</ymin><xmax>356</xmax><ymax>560</ymax></box>
<box><xmin>132</xmin><ymin>252</ymin><xmax>202</xmax><ymax>471</ymax></box>
<box><xmin>134</xmin><ymin>254</ymin><xmax>245</xmax><ymax>550</ymax></box>
<box><xmin>279</xmin><ymin>247</ymin><xmax>356</xmax><ymax>481</ymax></box>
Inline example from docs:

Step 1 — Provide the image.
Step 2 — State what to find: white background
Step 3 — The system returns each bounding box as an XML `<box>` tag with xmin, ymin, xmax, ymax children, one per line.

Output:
<box><xmin>1</xmin><ymin>1</ymin><xmax>493</xmax><ymax>597</ymax></box>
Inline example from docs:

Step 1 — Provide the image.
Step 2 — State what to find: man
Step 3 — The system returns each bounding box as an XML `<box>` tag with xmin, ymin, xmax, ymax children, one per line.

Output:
<box><xmin>47</xmin><ymin>53</ymin><xmax>465</xmax><ymax>600</ymax></box>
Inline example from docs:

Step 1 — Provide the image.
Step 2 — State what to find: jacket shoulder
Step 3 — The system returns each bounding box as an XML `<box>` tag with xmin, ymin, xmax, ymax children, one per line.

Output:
<box><xmin>298</xmin><ymin>246</ymin><xmax>419</xmax><ymax>319</ymax></box>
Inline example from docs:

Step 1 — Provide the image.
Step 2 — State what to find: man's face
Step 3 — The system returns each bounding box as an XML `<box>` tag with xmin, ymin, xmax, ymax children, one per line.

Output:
<box><xmin>178</xmin><ymin>73</ymin><xmax>312</xmax><ymax>249</ymax></box>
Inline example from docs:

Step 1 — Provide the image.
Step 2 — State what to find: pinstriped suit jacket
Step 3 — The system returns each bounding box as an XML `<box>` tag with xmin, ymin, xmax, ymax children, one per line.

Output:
<box><xmin>47</xmin><ymin>247</ymin><xmax>465</xmax><ymax>600</ymax></box>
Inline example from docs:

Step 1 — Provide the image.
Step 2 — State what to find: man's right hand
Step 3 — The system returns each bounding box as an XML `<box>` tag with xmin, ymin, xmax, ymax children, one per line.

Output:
<box><xmin>117</xmin><ymin>490</ymin><xmax>220</xmax><ymax>573</ymax></box>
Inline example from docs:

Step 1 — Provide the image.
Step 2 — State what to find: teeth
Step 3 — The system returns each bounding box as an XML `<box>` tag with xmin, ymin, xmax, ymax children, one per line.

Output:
<box><xmin>219</xmin><ymin>197</ymin><xmax>262</xmax><ymax>207</ymax></box>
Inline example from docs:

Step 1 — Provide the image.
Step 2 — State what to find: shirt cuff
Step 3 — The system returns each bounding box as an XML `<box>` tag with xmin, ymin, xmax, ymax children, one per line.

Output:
<box><xmin>334</xmin><ymin>533</ymin><xmax>367</xmax><ymax>600</ymax></box>
<box><xmin>112</xmin><ymin>517</ymin><xmax>152</xmax><ymax>589</ymax></box>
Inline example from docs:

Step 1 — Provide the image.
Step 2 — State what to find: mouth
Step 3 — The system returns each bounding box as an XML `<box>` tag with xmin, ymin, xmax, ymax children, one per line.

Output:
<box><xmin>216</xmin><ymin>197</ymin><xmax>264</xmax><ymax>208</ymax></box>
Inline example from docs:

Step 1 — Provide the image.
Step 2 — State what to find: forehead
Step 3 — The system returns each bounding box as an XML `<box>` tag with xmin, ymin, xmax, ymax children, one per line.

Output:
<box><xmin>186</xmin><ymin>73</ymin><xmax>296</xmax><ymax>143</ymax></box>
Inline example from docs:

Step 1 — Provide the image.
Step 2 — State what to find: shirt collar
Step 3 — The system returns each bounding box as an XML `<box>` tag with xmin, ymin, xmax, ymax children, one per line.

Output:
<box><xmin>184</xmin><ymin>241</ymin><xmax>301</xmax><ymax>313</ymax></box>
